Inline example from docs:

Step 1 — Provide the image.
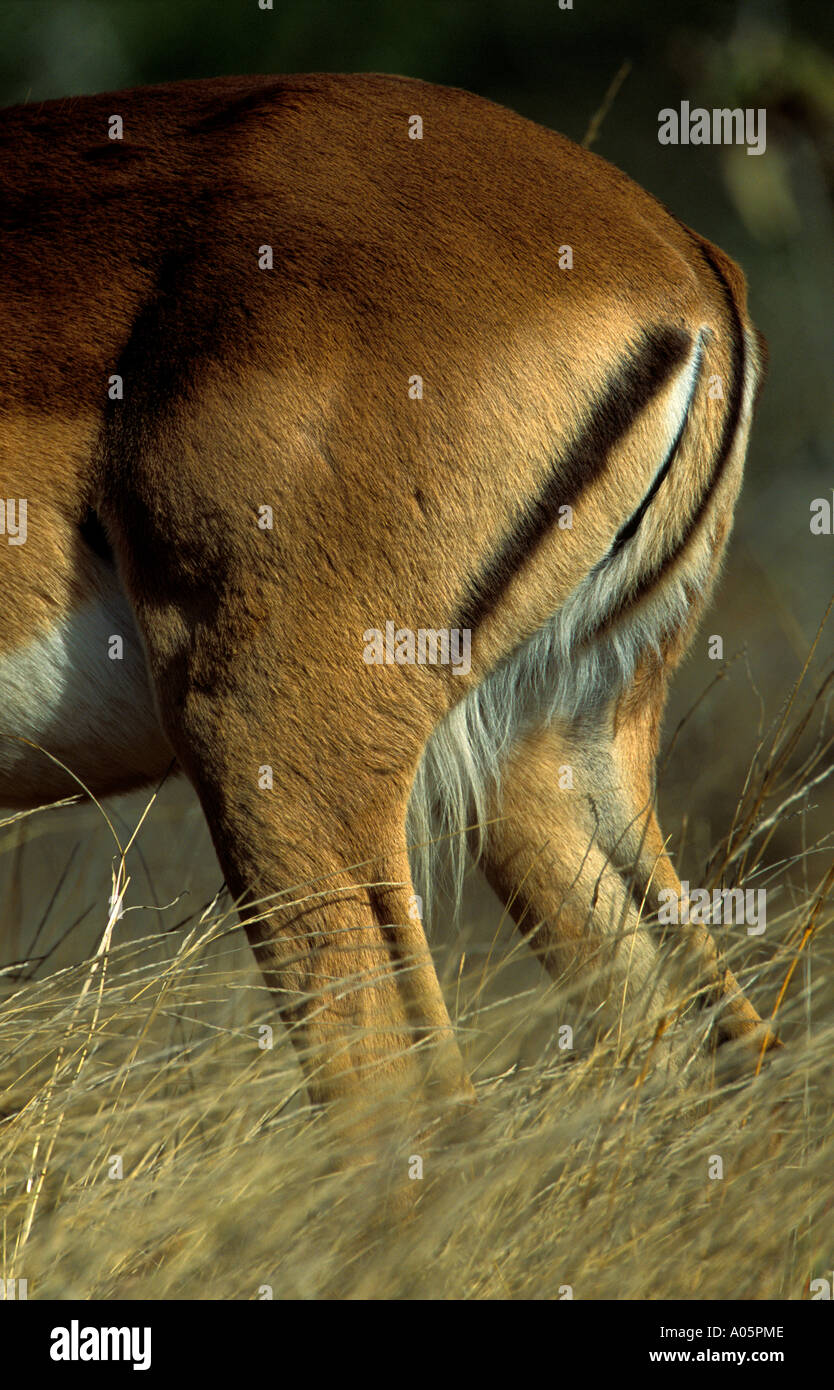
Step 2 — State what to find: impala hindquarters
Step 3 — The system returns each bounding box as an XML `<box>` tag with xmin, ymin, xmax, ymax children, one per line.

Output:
<box><xmin>0</xmin><ymin>74</ymin><xmax>775</xmax><ymax>1130</ymax></box>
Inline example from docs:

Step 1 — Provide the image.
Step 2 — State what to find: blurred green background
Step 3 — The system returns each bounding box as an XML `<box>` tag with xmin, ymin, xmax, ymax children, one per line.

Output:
<box><xmin>0</xmin><ymin>0</ymin><xmax>831</xmax><ymax>983</ymax></box>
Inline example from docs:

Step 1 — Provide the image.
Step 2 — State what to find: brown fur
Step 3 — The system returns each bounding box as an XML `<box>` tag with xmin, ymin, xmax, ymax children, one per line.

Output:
<box><xmin>0</xmin><ymin>74</ymin><xmax>774</xmax><ymax>1118</ymax></box>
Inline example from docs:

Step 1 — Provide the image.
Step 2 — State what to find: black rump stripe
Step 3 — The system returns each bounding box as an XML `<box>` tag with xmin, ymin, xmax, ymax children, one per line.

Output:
<box><xmin>456</xmin><ymin>325</ymin><xmax>691</xmax><ymax>632</ymax></box>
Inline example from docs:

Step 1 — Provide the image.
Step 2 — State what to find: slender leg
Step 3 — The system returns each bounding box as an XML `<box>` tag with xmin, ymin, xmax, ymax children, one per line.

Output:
<box><xmin>479</xmin><ymin>674</ymin><xmax>777</xmax><ymax>1067</ymax></box>
<box><xmin>155</xmin><ymin>694</ymin><xmax>472</xmax><ymax>1120</ymax></box>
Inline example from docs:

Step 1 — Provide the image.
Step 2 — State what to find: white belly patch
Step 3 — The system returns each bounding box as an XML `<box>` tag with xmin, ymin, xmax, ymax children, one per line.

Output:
<box><xmin>0</xmin><ymin>584</ymin><xmax>171</xmax><ymax>804</ymax></box>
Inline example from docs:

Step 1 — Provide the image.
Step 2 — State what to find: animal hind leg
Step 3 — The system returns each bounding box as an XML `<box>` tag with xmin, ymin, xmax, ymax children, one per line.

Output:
<box><xmin>477</xmin><ymin>702</ymin><xmax>776</xmax><ymax>1070</ymax></box>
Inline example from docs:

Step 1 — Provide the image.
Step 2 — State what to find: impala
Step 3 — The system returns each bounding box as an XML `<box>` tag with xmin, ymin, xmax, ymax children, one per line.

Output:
<box><xmin>0</xmin><ymin>73</ymin><xmax>776</xmax><ymax>1118</ymax></box>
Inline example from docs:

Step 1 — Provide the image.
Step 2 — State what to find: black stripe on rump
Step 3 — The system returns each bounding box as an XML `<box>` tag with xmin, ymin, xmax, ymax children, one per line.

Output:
<box><xmin>456</xmin><ymin>325</ymin><xmax>691</xmax><ymax>633</ymax></box>
<box><xmin>607</xmin><ymin>331</ymin><xmax>704</xmax><ymax>558</ymax></box>
<box><xmin>593</xmin><ymin>240</ymin><xmax>747</xmax><ymax>633</ymax></box>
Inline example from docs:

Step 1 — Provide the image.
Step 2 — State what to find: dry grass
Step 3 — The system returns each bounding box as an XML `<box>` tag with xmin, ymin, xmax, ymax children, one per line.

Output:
<box><xmin>1</xmin><ymin>642</ymin><xmax>832</xmax><ymax>1300</ymax></box>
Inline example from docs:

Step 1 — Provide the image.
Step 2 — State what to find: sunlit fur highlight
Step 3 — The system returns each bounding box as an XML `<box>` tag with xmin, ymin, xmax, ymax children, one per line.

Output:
<box><xmin>407</xmin><ymin>543</ymin><xmax>712</xmax><ymax>924</ymax></box>
<box><xmin>407</xmin><ymin>327</ymin><xmax>744</xmax><ymax>924</ymax></box>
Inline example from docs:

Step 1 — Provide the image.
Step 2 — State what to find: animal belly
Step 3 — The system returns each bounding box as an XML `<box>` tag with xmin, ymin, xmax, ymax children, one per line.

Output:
<box><xmin>0</xmin><ymin>585</ymin><xmax>173</xmax><ymax>806</ymax></box>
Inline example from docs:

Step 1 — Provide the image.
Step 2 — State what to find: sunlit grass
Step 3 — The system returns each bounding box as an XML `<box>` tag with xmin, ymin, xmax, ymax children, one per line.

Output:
<box><xmin>0</xmin><ymin>642</ymin><xmax>832</xmax><ymax>1300</ymax></box>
